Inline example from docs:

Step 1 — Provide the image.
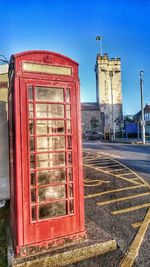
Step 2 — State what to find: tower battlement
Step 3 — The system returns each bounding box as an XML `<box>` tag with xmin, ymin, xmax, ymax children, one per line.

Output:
<box><xmin>96</xmin><ymin>53</ymin><xmax>121</xmax><ymax>65</ymax></box>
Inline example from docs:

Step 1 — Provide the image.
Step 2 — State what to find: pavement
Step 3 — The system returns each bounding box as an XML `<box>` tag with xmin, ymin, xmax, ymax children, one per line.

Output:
<box><xmin>112</xmin><ymin>138</ymin><xmax>150</xmax><ymax>145</ymax></box>
<box><xmin>103</xmin><ymin>138</ymin><xmax>150</xmax><ymax>145</ymax></box>
<box><xmin>8</xmin><ymin>218</ymin><xmax>116</xmax><ymax>267</ymax></box>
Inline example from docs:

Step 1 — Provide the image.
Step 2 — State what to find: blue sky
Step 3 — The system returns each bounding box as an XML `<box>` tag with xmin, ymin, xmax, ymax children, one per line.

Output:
<box><xmin>1</xmin><ymin>0</ymin><xmax>150</xmax><ymax>115</ymax></box>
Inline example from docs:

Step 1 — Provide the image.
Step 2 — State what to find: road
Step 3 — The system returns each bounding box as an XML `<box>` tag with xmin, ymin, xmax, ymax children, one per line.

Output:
<box><xmin>70</xmin><ymin>142</ymin><xmax>150</xmax><ymax>267</ymax></box>
<box><xmin>83</xmin><ymin>141</ymin><xmax>150</xmax><ymax>183</ymax></box>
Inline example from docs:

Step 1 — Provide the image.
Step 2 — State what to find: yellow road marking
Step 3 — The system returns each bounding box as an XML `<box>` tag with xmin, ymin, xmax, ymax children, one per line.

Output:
<box><xmin>103</xmin><ymin>155</ymin><xmax>150</xmax><ymax>190</ymax></box>
<box><xmin>131</xmin><ymin>222</ymin><xmax>142</xmax><ymax>228</ymax></box>
<box><xmin>98</xmin><ymin>152</ymin><xmax>122</xmax><ymax>159</ymax></box>
<box><xmin>95</xmin><ymin>165</ymin><xmax>121</xmax><ymax>169</ymax></box>
<box><xmin>120</xmin><ymin>207</ymin><xmax>150</xmax><ymax>267</ymax></box>
<box><xmin>115</xmin><ymin>176</ymin><xmax>143</xmax><ymax>185</ymax></box>
<box><xmin>83</xmin><ymin>151</ymin><xmax>147</xmax><ymax>189</ymax></box>
<box><xmin>84</xmin><ymin>179</ymin><xmax>110</xmax><ymax>187</ymax></box>
<box><xmin>120</xmin><ymin>175</ymin><xmax>139</xmax><ymax>179</ymax></box>
<box><xmin>83</xmin><ymin>153</ymin><xmax>94</xmax><ymax>160</ymax></box>
<box><xmin>90</xmin><ymin>162</ymin><xmax>119</xmax><ymax>165</ymax></box>
<box><xmin>130</xmin><ymin>178</ymin><xmax>142</xmax><ymax>182</ymax></box>
<box><xmin>84</xmin><ymin>150</ymin><xmax>150</xmax><ymax>190</ymax></box>
<box><xmin>97</xmin><ymin>192</ymin><xmax>150</xmax><ymax>206</ymax></box>
<box><xmin>122</xmin><ymin>173</ymin><xmax>135</xmax><ymax>176</ymax></box>
<box><xmin>101</xmin><ymin>163</ymin><xmax>122</xmax><ymax>167</ymax></box>
<box><xmin>84</xmin><ymin>151</ymin><xmax>115</xmax><ymax>160</ymax></box>
<box><xmin>112</xmin><ymin>203</ymin><xmax>150</xmax><ymax>215</ymax></box>
<box><xmin>115</xmin><ymin>175</ymin><xmax>142</xmax><ymax>185</ymax></box>
<box><xmin>84</xmin><ymin>150</ymin><xmax>150</xmax><ymax>266</ymax></box>
<box><xmin>86</xmin><ymin>158</ymin><xmax>112</xmax><ymax>163</ymax></box>
<box><xmin>93</xmin><ymin>159</ymin><xmax>113</xmax><ymax>162</ymax></box>
<box><xmin>108</xmin><ymin>168</ymin><xmax>128</xmax><ymax>172</ymax></box>
<box><xmin>83</xmin><ymin>164</ymin><xmax>144</xmax><ymax>186</ymax></box>
<box><xmin>85</xmin><ymin>185</ymin><xmax>146</xmax><ymax>199</ymax></box>
<box><xmin>92</xmin><ymin>164</ymin><xmax>121</xmax><ymax>169</ymax></box>
<box><xmin>84</xmin><ymin>155</ymin><xmax>102</xmax><ymax>161</ymax></box>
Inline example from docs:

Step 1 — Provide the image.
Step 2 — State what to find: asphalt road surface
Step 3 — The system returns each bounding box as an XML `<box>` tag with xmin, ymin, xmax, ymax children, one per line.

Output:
<box><xmin>83</xmin><ymin>141</ymin><xmax>150</xmax><ymax>183</ymax></box>
<box><xmin>70</xmin><ymin>141</ymin><xmax>150</xmax><ymax>267</ymax></box>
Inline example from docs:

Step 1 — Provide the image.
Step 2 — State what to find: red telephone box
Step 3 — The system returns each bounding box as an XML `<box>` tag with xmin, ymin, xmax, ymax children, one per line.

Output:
<box><xmin>8</xmin><ymin>51</ymin><xmax>85</xmax><ymax>256</ymax></box>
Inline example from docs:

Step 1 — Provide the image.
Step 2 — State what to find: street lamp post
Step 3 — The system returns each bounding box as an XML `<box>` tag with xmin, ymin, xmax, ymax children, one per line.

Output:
<box><xmin>109</xmin><ymin>71</ymin><xmax>115</xmax><ymax>141</ymax></box>
<box><xmin>140</xmin><ymin>71</ymin><xmax>145</xmax><ymax>144</ymax></box>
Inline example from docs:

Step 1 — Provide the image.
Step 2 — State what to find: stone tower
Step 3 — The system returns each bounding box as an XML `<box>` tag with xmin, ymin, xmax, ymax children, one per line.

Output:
<box><xmin>95</xmin><ymin>53</ymin><xmax>123</xmax><ymax>138</ymax></box>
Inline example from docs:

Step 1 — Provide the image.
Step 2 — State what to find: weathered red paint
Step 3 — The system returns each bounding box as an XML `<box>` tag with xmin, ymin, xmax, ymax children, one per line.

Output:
<box><xmin>8</xmin><ymin>51</ymin><xmax>86</xmax><ymax>256</ymax></box>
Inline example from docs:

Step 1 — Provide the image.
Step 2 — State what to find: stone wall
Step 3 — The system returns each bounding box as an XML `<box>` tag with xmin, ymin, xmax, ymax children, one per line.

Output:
<box><xmin>81</xmin><ymin>103</ymin><xmax>102</xmax><ymax>133</ymax></box>
<box><xmin>81</xmin><ymin>110</ymin><xmax>102</xmax><ymax>133</ymax></box>
<box><xmin>0</xmin><ymin>65</ymin><xmax>9</xmax><ymax>199</ymax></box>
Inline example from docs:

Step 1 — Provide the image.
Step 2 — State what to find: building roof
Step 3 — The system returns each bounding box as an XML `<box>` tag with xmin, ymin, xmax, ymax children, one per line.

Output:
<box><xmin>124</xmin><ymin>115</ymin><xmax>134</xmax><ymax>122</ymax></box>
<box><xmin>81</xmin><ymin>102</ymin><xmax>100</xmax><ymax>111</ymax></box>
<box><xmin>134</xmin><ymin>104</ymin><xmax>150</xmax><ymax>117</ymax></box>
<box><xmin>145</xmin><ymin>104</ymin><xmax>150</xmax><ymax>112</ymax></box>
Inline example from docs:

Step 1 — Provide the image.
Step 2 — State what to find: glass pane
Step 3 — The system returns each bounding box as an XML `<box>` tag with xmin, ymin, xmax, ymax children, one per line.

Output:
<box><xmin>37</xmin><ymin>153</ymin><xmax>65</xmax><ymax>168</ymax></box>
<box><xmin>30</xmin><ymin>154</ymin><xmax>35</xmax><ymax>169</ymax></box>
<box><xmin>30</xmin><ymin>137</ymin><xmax>35</xmax><ymax>152</ymax></box>
<box><xmin>36</xmin><ymin>104</ymin><xmax>64</xmax><ymax>118</ymax></box>
<box><xmin>36</xmin><ymin>120</ymin><xmax>65</xmax><ymax>134</ymax></box>
<box><xmin>37</xmin><ymin>136</ymin><xmax>65</xmax><ymax>151</ymax></box>
<box><xmin>31</xmin><ymin>189</ymin><xmax>36</xmax><ymax>203</ymax></box>
<box><xmin>30</xmin><ymin>171</ymin><xmax>36</xmax><ymax>186</ymax></box>
<box><xmin>29</xmin><ymin>120</ymin><xmax>34</xmax><ymax>135</ymax></box>
<box><xmin>38</xmin><ymin>185</ymin><xmax>66</xmax><ymax>202</ymax></box>
<box><xmin>66</xmin><ymin>105</ymin><xmax>71</xmax><ymax>118</ymax></box>
<box><xmin>29</xmin><ymin>103</ymin><xmax>34</xmax><ymax>118</ymax></box>
<box><xmin>68</xmin><ymin>168</ymin><xmax>73</xmax><ymax>181</ymax></box>
<box><xmin>39</xmin><ymin>202</ymin><xmax>67</xmax><ymax>219</ymax></box>
<box><xmin>69</xmin><ymin>183</ymin><xmax>73</xmax><ymax>198</ymax></box>
<box><xmin>28</xmin><ymin>86</ymin><xmax>33</xmax><ymax>100</ymax></box>
<box><xmin>69</xmin><ymin>200</ymin><xmax>74</xmax><ymax>214</ymax></box>
<box><xmin>68</xmin><ymin>152</ymin><xmax>72</xmax><ymax>165</ymax></box>
<box><xmin>36</xmin><ymin>87</ymin><xmax>64</xmax><ymax>102</ymax></box>
<box><xmin>32</xmin><ymin>206</ymin><xmax>36</xmax><ymax>221</ymax></box>
<box><xmin>38</xmin><ymin>169</ymin><xmax>66</xmax><ymax>185</ymax></box>
<box><xmin>67</xmin><ymin>120</ymin><xmax>71</xmax><ymax>134</ymax></box>
<box><xmin>66</xmin><ymin>89</ymin><xmax>70</xmax><ymax>102</ymax></box>
<box><xmin>67</xmin><ymin>136</ymin><xmax>72</xmax><ymax>149</ymax></box>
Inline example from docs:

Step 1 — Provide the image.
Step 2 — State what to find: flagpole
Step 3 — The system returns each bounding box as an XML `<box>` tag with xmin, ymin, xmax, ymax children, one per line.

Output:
<box><xmin>100</xmin><ymin>38</ymin><xmax>103</xmax><ymax>55</ymax></box>
<box><xmin>96</xmin><ymin>36</ymin><xmax>103</xmax><ymax>55</ymax></box>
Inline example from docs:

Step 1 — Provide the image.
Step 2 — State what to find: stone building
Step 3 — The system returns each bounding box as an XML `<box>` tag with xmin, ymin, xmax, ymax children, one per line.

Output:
<box><xmin>81</xmin><ymin>102</ymin><xmax>102</xmax><ymax>133</ymax></box>
<box><xmin>133</xmin><ymin>104</ymin><xmax>150</xmax><ymax>135</ymax></box>
<box><xmin>0</xmin><ymin>64</ymin><xmax>8</xmax><ymax>102</ymax></box>
<box><xmin>0</xmin><ymin>64</ymin><xmax>9</xmax><ymax>199</ymax></box>
<box><xmin>81</xmin><ymin>53</ymin><xmax>123</xmax><ymax>139</ymax></box>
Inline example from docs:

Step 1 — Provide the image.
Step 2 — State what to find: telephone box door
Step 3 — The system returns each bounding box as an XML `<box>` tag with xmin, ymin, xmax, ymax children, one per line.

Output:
<box><xmin>21</xmin><ymin>78</ymin><xmax>82</xmax><ymax>244</ymax></box>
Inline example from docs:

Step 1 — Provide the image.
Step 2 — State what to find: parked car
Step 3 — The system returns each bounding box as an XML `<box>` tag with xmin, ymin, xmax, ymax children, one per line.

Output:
<box><xmin>85</xmin><ymin>131</ymin><xmax>104</xmax><ymax>140</ymax></box>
